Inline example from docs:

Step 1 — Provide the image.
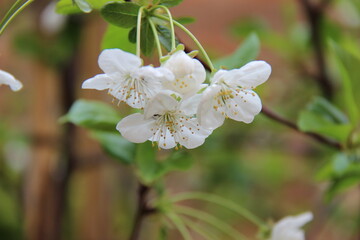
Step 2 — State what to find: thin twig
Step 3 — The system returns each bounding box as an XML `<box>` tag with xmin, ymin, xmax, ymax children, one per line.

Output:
<box><xmin>261</xmin><ymin>106</ymin><xmax>342</xmax><ymax>150</ymax></box>
<box><xmin>298</xmin><ymin>0</ymin><xmax>334</xmax><ymax>100</ymax></box>
<box><xmin>129</xmin><ymin>183</ymin><xmax>157</xmax><ymax>240</ymax></box>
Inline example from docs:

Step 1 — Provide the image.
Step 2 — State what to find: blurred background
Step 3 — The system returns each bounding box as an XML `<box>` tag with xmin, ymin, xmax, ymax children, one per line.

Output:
<box><xmin>0</xmin><ymin>0</ymin><xmax>359</xmax><ymax>239</ymax></box>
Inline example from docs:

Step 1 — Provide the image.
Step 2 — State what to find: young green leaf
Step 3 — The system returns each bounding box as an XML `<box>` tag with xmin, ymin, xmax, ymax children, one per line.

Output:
<box><xmin>214</xmin><ymin>33</ymin><xmax>260</xmax><ymax>69</ymax></box>
<box><xmin>91</xmin><ymin>130</ymin><xmax>135</xmax><ymax>164</ymax></box>
<box><xmin>175</xmin><ymin>17</ymin><xmax>195</xmax><ymax>25</ymax></box>
<box><xmin>329</xmin><ymin>40</ymin><xmax>360</xmax><ymax>126</ymax></box>
<box><xmin>60</xmin><ymin>99</ymin><xmax>121</xmax><ymax>131</ymax></box>
<box><xmin>101</xmin><ymin>2</ymin><xmax>140</xmax><ymax>29</ymax></box>
<box><xmin>135</xmin><ymin>142</ymin><xmax>160</xmax><ymax>184</ymax></box>
<box><xmin>306</xmin><ymin>97</ymin><xmax>349</xmax><ymax>124</ymax></box>
<box><xmin>128</xmin><ymin>27</ymin><xmax>137</xmax><ymax>43</ymax></box>
<box><xmin>157</xmin><ymin>25</ymin><xmax>179</xmax><ymax>52</ymax></box>
<box><xmin>298</xmin><ymin>97</ymin><xmax>352</xmax><ymax>143</ymax></box>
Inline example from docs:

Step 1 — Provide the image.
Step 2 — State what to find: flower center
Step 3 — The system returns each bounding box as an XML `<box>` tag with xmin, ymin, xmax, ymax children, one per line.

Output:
<box><xmin>110</xmin><ymin>72</ymin><xmax>152</xmax><ymax>108</ymax></box>
<box><xmin>150</xmin><ymin>110</ymin><xmax>198</xmax><ymax>148</ymax></box>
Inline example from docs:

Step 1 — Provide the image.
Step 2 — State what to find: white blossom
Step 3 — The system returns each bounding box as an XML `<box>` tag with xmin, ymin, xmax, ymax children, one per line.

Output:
<box><xmin>162</xmin><ymin>50</ymin><xmax>206</xmax><ymax>97</ymax></box>
<box><xmin>40</xmin><ymin>1</ymin><xmax>67</xmax><ymax>34</ymax></box>
<box><xmin>270</xmin><ymin>212</ymin><xmax>313</xmax><ymax>240</ymax></box>
<box><xmin>117</xmin><ymin>91</ymin><xmax>212</xmax><ymax>149</ymax></box>
<box><xmin>197</xmin><ymin>61</ymin><xmax>271</xmax><ymax>129</ymax></box>
<box><xmin>82</xmin><ymin>49</ymin><xmax>173</xmax><ymax>109</ymax></box>
<box><xmin>0</xmin><ymin>70</ymin><xmax>23</xmax><ymax>91</ymax></box>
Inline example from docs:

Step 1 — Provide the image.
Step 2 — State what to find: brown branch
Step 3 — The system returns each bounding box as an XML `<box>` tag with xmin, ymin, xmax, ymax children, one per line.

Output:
<box><xmin>129</xmin><ymin>183</ymin><xmax>157</xmax><ymax>240</ymax></box>
<box><xmin>298</xmin><ymin>0</ymin><xmax>334</xmax><ymax>100</ymax></box>
<box><xmin>261</xmin><ymin>106</ymin><xmax>342</xmax><ymax>150</ymax></box>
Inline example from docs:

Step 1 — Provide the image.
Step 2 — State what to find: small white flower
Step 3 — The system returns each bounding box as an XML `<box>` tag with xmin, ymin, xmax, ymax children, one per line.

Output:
<box><xmin>82</xmin><ymin>49</ymin><xmax>173</xmax><ymax>109</ymax></box>
<box><xmin>197</xmin><ymin>61</ymin><xmax>271</xmax><ymax>129</ymax></box>
<box><xmin>40</xmin><ymin>1</ymin><xmax>67</xmax><ymax>34</ymax></box>
<box><xmin>162</xmin><ymin>50</ymin><xmax>206</xmax><ymax>97</ymax></box>
<box><xmin>270</xmin><ymin>212</ymin><xmax>313</xmax><ymax>240</ymax></box>
<box><xmin>0</xmin><ymin>70</ymin><xmax>23</xmax><ymax>91</ymax></box>
<box><xmin>117</xmin><ymin>91</ymin><xmax>212</xmax><ymax>149</ymax></box>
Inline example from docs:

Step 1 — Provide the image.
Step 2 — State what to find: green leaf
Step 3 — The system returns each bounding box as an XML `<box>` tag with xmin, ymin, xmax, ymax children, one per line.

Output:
<box><xmin>101</xmin><ymin>2</ymin><xmax>140</xmax><ymax>29</ymax></box>
<box><xmin>325</xmin><ymin>170</ymin><xmax>360</xmax><ymax>201</ymax></box>
<box><xmin>157</xmin><ymin>25</ymin><xmax>178</xmax><ymax>52</ymax></box>
<box><xmin>74</xmin><ymin>0</ymin><xmax>92</xmax><ymax>13</ymax></box>
<box><xmin>135</xmin><ymin>142</ymin><xmax>160</xmax><ymax>184</ymax></box>
<box><xmin>298</xmin><ymin>97</ymin><xmax>352</xmax><ymax>143</ymax></box>
<box><xmin>128</xmin><ymin>27</ymin><xmax>137</xmax><ymax>43</ymax></box>
<box><xmin>162</xmin><ymin>150</ymin><xmax>193</xmax><ymax>172</ymax></box>
<box><xmin>56</xmin><ymin>0</ymin><xmax>123</xmax><ymax>14</ymax></box>
<box><xmin>101</xmin><ymin>24</ymin><xmax>136</xmax><ymax>53</ymax></box>
<box><xmin>329</xmin><ymin>40</ymin><xmax>360</xmax><ymax>126</ymax></box>
<box><xmin>214</xmin><ymin>33</ymin><xmax>260</xmax><ymax>69</ymax></box>
<box><xmin>306</xmin><ymin>97</ymin><xmax>349</xmax><ymax>124</ymax></box>
<box><xmin>135</xmin><ymin>143</ymin><xmax>193</xmax><ymax>184</ymax></box>
<box><xmin>61</xmin><ymin>99</ymin><xmax>121</xmax><ymax>131</ymax></box>
<box><xmin>175</xmin><ymin>17</ymin><xmax>195</xmax><ymax>25</ymax></box>
<box><xmin>91</xmin><ymin>130</ymin><xmax>135</xmax><ymax>164</ymax></box>
<box><xmin>140</xmin><ymin>20</ymin><xmax>155</xmax><ymax>56</ymax></box>
<box><xmin>160</xmin><ymin>0</ymin><xmax>183</xmax><ymax>7</ymax></box>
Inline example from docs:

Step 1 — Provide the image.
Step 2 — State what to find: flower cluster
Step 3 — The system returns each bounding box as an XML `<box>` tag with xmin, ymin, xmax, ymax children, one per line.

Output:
<box><xmin>82</xmin><ymin>48</ymin><xmax>271</xmax><ymax>149</ymax></box>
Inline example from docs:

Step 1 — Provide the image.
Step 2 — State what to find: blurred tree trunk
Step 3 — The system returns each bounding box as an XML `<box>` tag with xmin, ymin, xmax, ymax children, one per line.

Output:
<box><xmin>24</xmin><ymin>63</ymin><xmax>63</xmax><ymax>240</ymax></box>
<box><xmin>22</xmin><ymin>1</ymin><xmax>81</xmax><ymax>238</ymax></box>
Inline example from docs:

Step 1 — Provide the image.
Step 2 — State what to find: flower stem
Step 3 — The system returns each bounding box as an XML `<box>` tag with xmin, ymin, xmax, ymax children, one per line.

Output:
<box><xmin>0</xmin><ymin>0</ymin><xmax>34</xmax><ymax>35</ymax></box>
<box><xmin>155</xmin><ymin>5</ymin><xmax>176</xmax><ymax>50</ymax></box>
<box><xmin>136</xmin><ymin>7</ymin><xmax>145</xmax><ymax>57</ymax></box>
<box><xmin>171</xmin><ymin>192</ymin><xmax>264</xmax><ymax>228</ymax></box>
<box><xmin>165</xmin><ymin>212</ymin><xmax>192</xmax><ymax>240</ymax></box>
<box><xmin>175</xmin><ymin>206</ymin><xmax>249</xmax><ymax>240</ymax></box>
<box><xmin>154</xmin><ymin>14</ymin><xmax>215</xmax><ymax>72</ymax></box>
<box><xmin>148</xmin><ymin>18</ymin><xmax>163</xmax><ymax>58</ymax></box>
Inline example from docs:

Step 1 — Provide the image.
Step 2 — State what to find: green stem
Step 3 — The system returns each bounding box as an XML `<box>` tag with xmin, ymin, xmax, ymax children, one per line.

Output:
<box><xmin>0</xmin><ymin>0</ymin><xmax>34</xmax><ymax>35</ymax></box>
<box><xmin>155</xmin><ymin>5</ymin><xmax>176</xmax><ymax>50</ymax></box>
<box><xmin>154</xmin><ymin>14</ymin><xmax>215</xmax><ymax>72</ymax></box>
<box><xmin>175</xmin><ymin>206</ymin><xmax>249</xmax><ymax>240</ymax></box>
<box><xmin>182</xmin><ymin>216</ymin><xmax>218</xmax><ymax>240</ymax></box>
<box><xmin>148</xmin><ymin>19</ymin><xmax>163</xmax><ymax>58</ymax></box>
<box><xmin>136</xmin><ymin>7</ymin><xmax>145</xmax><ymax>57</ymax></box>
<box><xmin>165</xmin><ymin>212</ymin><xmax>192</xmax><ymax>240</ymax></box>
<box><xmin>171</xmin><ymin>192</ymin><xmax>264</xmax><ymax>228</ymax></box>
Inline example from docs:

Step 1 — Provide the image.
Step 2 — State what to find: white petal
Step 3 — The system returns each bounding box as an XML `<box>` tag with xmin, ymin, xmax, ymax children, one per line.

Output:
<box><xmin>0</xmin><ymin>70</ymin><xmax>23</xmax><ymax>91</ymax></box>
<box><xmin>98</xmin><ymin>49</ymin><xmax>142</xmax><ymax>76</ymax></box>
<box><xmin>197</xmin><ymin>85</ymin><xmax>225</xmax><ymax>129</ymax></box>
<box><xmin>222</xmin><ymin>61</ymin><xmax>271</xmax><ymax>88</ymax></box>
<box><xmin>162</xmin><ymin>51</ymin><xmax>206</xmax><ymax>96</ymax></box>
<box><xmin>179</xmin><ymin>119</ymin><xmax>212</xmax><ymax>149</ymax></box>
<box><xmin>211</xmin><ymin>69</ymin><xmax>228</xmax><ymax>84</ymax></box>
<box><xmin>226</xmin><ymin>89</ymin><xmax>262</xmax><ymax>123</ymax></box>
<box><xmin>276</xmin><ymin>212</ymin><xmax>313</xmax><ymax>229</ymax></box>
<box><xmin>271</xmin><ymin>212</ymin><xmax>313</xmax><ymax>240</ymax></box>
<box><xmin>180</xmin><ymin>94</ymin><xmax>202</xmax><ymax>116</ymax></box>
<box><xmin>153</xmin><ymin>129</ymin><xmax>177</xmax><ymax>149</ymax></box>
<box><xmin>40</xmin><ymin>1</ymin><xmax>66</xmax><ymax>34</ymax></box>
<box><xmin>191</xmin><ymin>58</ymin><xmax>206</xmax><ymax>85</ymax></box>
<box><xmin>144</xmin><ymin>91</ymin><xmax>179</xmax><ymax>119</ymax></box>
<box><xmin>163</xmin><ymin>51</ymin><xmax>194</xmax><ymax>77</ymax></box>
<box><xmin>82</xmin><ymin>74</ymin><xmax>113</xmax><ymax>90</ymax></box>
<box><xmin>116</xmin><ymin>113</ymin><xmax>155</xmax><ymax>143</ymax></box>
